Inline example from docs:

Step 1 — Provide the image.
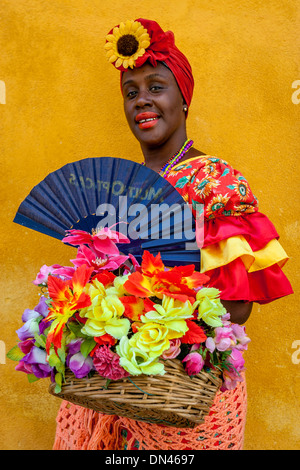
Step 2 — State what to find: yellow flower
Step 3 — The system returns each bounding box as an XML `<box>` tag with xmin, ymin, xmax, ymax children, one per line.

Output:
<box><xmin>196</xmin><ymin>288</ymin><xmax>226</xmax><ymax>327</ymax></box>
<box><xmin>105</xmin><ymin>20</ymin><xmax>150</xmax><ymax>69</ymax></box>
<box><xmin>132</xmin><ymin>322</ymin><xmax>172</xmax><ymax>359</ymax></box>
<box><xmin>141</xmin><ymin>295</ymin><xmax>194</xmax><ymax>338</ymax></box>
<box><xmin>116</xmin><ymin>336</ymin><xmax>165</xmax><ymax>376</ymax></box>
<box><xmin>80</xmin><ymin>279</ymin><xmax>130</xmax><ymax>339</ymax></box>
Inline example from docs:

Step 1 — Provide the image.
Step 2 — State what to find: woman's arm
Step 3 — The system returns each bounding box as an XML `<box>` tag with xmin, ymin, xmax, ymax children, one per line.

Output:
<box><xmin>221</xmin><ymin>300</ymin><xmax>253</xmax><ymax>325</ymax></box>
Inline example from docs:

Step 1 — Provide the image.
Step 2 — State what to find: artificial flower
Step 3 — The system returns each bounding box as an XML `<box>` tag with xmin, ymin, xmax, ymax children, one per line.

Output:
<box><xmin>80</xmin><ymin>279</ymin><xmax>130</xmax><ymax>340</ymax></box>
<box><xmin>68</xmin><ymin>352</ymin><xmax>94</xmax><ymax>379</ymax></box>
<box><xmin>161</xmin><ymin>338</ymin><xmax>181</xmax><ymax>360</ymax></box>
<box><xmin>17</xmin><ymin>346</ymin><xmax>53</xmax><ymax>379</ymax></box>
<box><xmin>63</xmin><ymin>226</ymin><xmax>130</xmax><ymax>255</ymax></box>
<box><xmin>131</xmin><ymin>322</ymin><xmax>172</xmax><ymax>358</ymax></box>
<box><xmin>214</xmin><ymin>326</ymin><xmax>236</xmax><ymax>352</ymax></box>
<box><xmin>116</xmin><ymin>336</ymin><xmax>165</xmax><ymax>376</ymax></box>
<box><xmin>33</xmin><ymin>264</ymin><xmax>61</xmax><ymax>285</ymax></box>
<box><xmin>124</xmin><ymin>251</ymin><xmax>207</xmax><ymax>303</ymax></box>
<box><xmin>140</xmin><ymin>294</ymin><xmax>194</xmax><ymax>338</ymax></box>
<box><xmin>71</xmin><ymin>244</ymin><xmax>129</xmax><ymax>275</ymax></box>
<box><xmin>16</xmin><ymin>316</ymin><xmax>40</xmax><ymax>341</ymax></box>
<box><xmin>179</xmin><ymin>319</ymin><xmax>207</xmax><ymax>344</ymax></box>
<box><xmin>45</xmin><ymin>265</ymin><xmax>93</xmax><ymax>353</ymax></box>
<box><xmin>221</xmin><ymin>348</ymin><xmax>245</xmax><ymax>391</ymax></box>
<box><xmin>93</xmin><ymin>345</ymin><xmax>129</xmax><ymax>380</ymax></box>
<box><xmin>196</xmin><ymin>288</ymin><xmax>226</xmax><ymax>327</ymax></box>
<box><xmin>182</xmin><ymin>351</ymin><xmax>205</xmax><ymax>376</ymax></box>
<box><xmin>231</xmin><ymin>324</ymin><xmax>251</xmax><ymax>351</ymax></box>
<box><xmin>105</xmin><ymin>20</ymin><xmax>150</xmax><ymax>69</ymax></box>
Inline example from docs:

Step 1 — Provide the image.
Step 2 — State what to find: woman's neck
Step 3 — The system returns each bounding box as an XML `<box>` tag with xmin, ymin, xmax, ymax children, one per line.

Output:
<box><xmin>141</xmin><ymin>133</ymin><xmax>188</xmax><ymax>172</ymax></box>
<box><xmin>141</xmin><ymin>138</ymin><xmax>205</xmax><ymax>173</ymax></box>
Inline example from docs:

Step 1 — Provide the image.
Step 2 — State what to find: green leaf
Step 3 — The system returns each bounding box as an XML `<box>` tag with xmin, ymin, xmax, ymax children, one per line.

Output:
<box><xmin>68</xmin><ymin>321</ymin><xmax>87</xmax><ymax>338</ymax></box>
<box><xmin>6</xmin><ymin>345</ymin><xmax>25</xmax><ymax>362</ymax></box>
<box><xmin>34</xmin><ymin>333</ymin><xmax>46</xmax><ymax>349</ymax></box>
<box><xmin>57</xmin><ymin>347</ymin><xmax>66</xmax><ymax>363</ymax></box>
<box><xmin>27</xmin><ymin>374</ymin><xmax>40</xmax><ymax>383</ymax></box>
<box><xmin>54</xmin><ymin>372</ymin><xmax>62</xmax><ymax>393</ymax></box>
<box><xmin>80</xmin><ymin>338</ymin><xmax>97</xmax><ymax>358</ymax></box>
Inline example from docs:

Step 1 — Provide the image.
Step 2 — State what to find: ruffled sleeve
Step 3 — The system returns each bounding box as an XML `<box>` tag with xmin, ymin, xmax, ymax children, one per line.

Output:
<box><xmin>166</xmin><ymin>156</ymin><xmax>293</xmax><ymax>304</ymax></box>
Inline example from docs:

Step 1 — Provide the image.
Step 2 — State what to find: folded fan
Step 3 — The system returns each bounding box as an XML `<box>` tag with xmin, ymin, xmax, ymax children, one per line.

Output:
<box><xmin>13</xmin><ymin>156</ymin><xmax>200</xmax><ymax>268</ymax></box>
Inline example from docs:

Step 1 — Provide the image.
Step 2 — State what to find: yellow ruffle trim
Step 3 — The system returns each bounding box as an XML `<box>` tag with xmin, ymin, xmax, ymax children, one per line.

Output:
<box><xmin>201</xmin><ymin>235</ymin><xmax>289</xmax><ymax>273</ymax></box>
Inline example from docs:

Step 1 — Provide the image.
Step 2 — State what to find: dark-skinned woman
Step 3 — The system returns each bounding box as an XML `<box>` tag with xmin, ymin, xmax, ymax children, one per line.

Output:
<box><xmin>53</xmin><ymin>18</ymin><xmax>293</xmax><ymax>451</ymax></box>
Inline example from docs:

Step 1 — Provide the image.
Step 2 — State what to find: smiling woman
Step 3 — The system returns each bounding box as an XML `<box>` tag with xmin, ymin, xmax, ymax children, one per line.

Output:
<box><xmin>122</xmin><ymin>63</ymin><xmax>188</xmax><ymax>169</ymax></box>
<box><xmin>52</xmin><ymin>17</ymin><xmax>293</xmax><ymax>451</ymax></box>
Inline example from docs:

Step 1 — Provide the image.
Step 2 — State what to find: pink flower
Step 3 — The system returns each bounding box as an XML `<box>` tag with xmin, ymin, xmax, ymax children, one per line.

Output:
<box><xmin>93</xmin><ymin>345</ymin><xmax>129</xmax><ymax>380</ymax></box>
<box><xmin>231</xmin><ymin>324</ymin><xmax>251</xmax><ymax>351</ymax></box>
<box><xmin>214</xmin><ymin>326</ymin><xmax>236</xmax><ymax>352</ymax></box>
<box><xmin>62</xmin><ymin>227</ymin><xmax>130</xmax><ymax>256</ymax></box>
<box><xmin>70</xmin><ymin>244</ymin><xmax>129</xmax><ymax>274</ymax></box>
<box><xmin>205</xmin><ymin>337</ymin><xmax>216</xmax><ymax>353</ymax></box>
<box><xmin>221</xmin><ymin>348</ymin><xmax>245</xmax><ymax>391</ymax></box>
<box><xmin>33</xmin><ymin>264</ymin><xmax>61</xmax><ymax>285</ymax></box>
<box><xmin>161</xmin><ymin>339</ymin><xmax>181</xmax><ymax>359</ymax></box>
<box><xmin>182</xmin><ymin>351</ymin><xmax>204</xmax><ymax>376</ymax></box>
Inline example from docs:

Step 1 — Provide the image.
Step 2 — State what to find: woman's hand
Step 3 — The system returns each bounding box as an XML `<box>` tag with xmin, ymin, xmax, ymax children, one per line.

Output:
<box><xmin>221</xmin><ymin>300</ymin><xmax>253</xmax><ymax>325</ymax></box>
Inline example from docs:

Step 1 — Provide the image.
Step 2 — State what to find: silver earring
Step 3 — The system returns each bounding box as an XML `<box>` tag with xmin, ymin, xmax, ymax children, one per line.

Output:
<box><xmin>183</xmin><ymin>105</ymin><xmax>188</xmax><ymax>112</ymax></box>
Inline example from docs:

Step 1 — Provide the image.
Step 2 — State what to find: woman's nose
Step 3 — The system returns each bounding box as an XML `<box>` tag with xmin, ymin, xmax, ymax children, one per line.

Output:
<box><xmin>135</xmin><ymin>89</ymin><xmax>152</xmax><ymax>108</ymax></box>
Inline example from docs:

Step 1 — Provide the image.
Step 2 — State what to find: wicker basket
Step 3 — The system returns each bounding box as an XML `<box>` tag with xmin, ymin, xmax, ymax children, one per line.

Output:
<box><xmin>49</xmin><ymin>359</ymin><xmax>222</xmax><ymax>428</ymax></box>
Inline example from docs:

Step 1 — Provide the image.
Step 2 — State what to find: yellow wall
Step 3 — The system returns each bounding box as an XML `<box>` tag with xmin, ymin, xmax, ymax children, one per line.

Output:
<box><xmin>1</xmin><ymin>0</ymin><xmax>299</xmax><ymax>450</ymax></box>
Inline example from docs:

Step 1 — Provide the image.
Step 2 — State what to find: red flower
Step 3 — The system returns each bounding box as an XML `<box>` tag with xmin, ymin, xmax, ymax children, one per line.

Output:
<box><xmin>180</xmin><ymin>320</ymin><xmax>207</xmax><ymax>344</ymax></box>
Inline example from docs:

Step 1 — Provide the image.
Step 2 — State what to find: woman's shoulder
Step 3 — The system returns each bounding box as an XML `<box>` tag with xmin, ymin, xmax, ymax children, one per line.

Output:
<box><xmin>167</xmin><ymin>154</ymin><xmax>259</xmax><ymax>219</ymax></box>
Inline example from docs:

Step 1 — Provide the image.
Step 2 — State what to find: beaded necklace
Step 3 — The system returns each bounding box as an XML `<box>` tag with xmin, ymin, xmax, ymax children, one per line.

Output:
<box><xmin>142</xmin><ymin>139</ymin><xmax>193</xmax><ymax>178</ymax></box>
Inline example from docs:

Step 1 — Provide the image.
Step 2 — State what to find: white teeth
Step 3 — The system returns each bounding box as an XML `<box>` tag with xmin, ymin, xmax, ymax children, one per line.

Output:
<box><xmin>138</xmin><ymin>117</ymin><xmax>158</xmax><ymax>123</ymax></box>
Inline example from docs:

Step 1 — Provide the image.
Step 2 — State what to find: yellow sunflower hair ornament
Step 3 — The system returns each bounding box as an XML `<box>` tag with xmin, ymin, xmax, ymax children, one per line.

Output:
<box><xmin>105</xmin><ymin>20</ymin><xmax>150</xmax><ymax>70</ymax></box>
<box><xmin>105</xmin><ymin>18</ymin><xmax>195</xmax><ymax>108</ymax></box>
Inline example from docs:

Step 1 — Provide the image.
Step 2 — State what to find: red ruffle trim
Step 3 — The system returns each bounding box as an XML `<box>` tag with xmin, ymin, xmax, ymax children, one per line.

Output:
<box><xmin>203</xmin><ymin>212</ymin><xmax>279</xmax><ymax>251</ymax></box>
<box><xmin>205</xmin><ymin>259</ymin><xmax>293</xmax><ymax>304</ymax></box>
<box><xmin>203</xmin><ymin>212</ymin><xmax>293</xmax><ymax>304</ymax></box>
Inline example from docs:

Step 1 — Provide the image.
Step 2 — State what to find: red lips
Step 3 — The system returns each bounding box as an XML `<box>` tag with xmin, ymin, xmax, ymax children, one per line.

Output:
<box><xmin>135</xmin><ymin>112</ymin><xmax>160</xmax><ymax>129</ymax></box>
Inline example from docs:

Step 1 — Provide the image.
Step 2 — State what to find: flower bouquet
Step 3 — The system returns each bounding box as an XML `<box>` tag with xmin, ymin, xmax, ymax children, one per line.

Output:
<box><xmin>8</xmin><ymin>227</ymin><xmax>250</xmax><ymax>428</ymax></box>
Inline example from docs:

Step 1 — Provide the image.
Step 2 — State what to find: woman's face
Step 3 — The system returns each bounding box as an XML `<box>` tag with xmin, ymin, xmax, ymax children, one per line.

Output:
<box><xmin>121</xmin><ymin>62</ymin><xmax>186</xmax><ymax>149</ymax></box>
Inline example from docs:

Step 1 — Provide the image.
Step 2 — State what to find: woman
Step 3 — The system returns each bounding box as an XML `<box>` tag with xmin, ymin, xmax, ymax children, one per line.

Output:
<box><xmin>53</xmin><ymin>18</ymin><xmax>293</xmax><ymax>450</ymax></box>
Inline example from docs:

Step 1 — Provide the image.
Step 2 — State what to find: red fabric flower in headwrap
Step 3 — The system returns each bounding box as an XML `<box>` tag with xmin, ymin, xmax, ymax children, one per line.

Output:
<box><xmin>105</xmin><ymin>18</ymin><xmax>194</xmax><ymax>107</ymax></box>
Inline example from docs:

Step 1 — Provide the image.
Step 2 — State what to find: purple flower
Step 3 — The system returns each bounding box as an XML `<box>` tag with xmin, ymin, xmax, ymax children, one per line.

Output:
<box><xmin>68</xmin><ymin>352</ymin><xmax>94</xmax><ymax>379</ymax></box>
<box><xmin>16</xmin><ymin>318</ymin><xmax>40</xmax><ymax>341</ymax></box>
<box><xmin>33</xmin><ymin>296</ymin><xmax>49</xmax><ymax>318</ymax></box>
<box><xmin>67</xmin><ymin>339</ymin><xmax>82</xmax><ymax>357</ymax></box>
<box><xmin>17</xmin><ymin>346</ymin><xmax>52</xmax><ymax>378</ymax></box>
<box><xmin>21</xmin><ymin>308</ymin><xmax>40</xmax><ymax>323</ymax></box>
<box><xmin>66</xmin><ymin>339</ymin><xmax>94</xmax><ymax>379</ymax></box>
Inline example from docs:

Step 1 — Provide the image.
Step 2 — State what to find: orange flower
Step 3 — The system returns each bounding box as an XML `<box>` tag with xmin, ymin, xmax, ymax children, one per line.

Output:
<box><xmin>45</xmin><ymin>265</ymin><xmax>93</xmax><ymax>353</ymax></box>
<box><xmin>120</xmin><ymin>296</ymin><xmax>145</xmax><ymax>321</ymax></box>
<box><xmin>124</xmin><ymin>251</ymin><xmax>209</xmax><ymax>303</ymax></box>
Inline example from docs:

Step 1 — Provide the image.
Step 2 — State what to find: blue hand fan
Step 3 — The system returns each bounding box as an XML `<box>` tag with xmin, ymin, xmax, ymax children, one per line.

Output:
<box><xmin>14</xmin><ymin>157</ymin><xmax>200</xmax><ymax>268</ymax></box>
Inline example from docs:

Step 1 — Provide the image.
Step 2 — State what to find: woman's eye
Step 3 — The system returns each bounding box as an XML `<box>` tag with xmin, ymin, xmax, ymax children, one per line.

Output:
<box><xmin>150</xmin><ymin>85</ymin><xmax>162</xmax><ymax>92</ymax></box>
<box><xmin>127</xmin><ymin>90</ymin><xmax>137</xmax><ymax>99</ymax></box>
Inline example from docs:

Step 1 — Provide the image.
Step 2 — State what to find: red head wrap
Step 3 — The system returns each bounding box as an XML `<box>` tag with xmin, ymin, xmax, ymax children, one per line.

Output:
<box><xmin>105</xmin><ymin>19</ymin><xmax>194</xmax><ymax>107</ymax></box>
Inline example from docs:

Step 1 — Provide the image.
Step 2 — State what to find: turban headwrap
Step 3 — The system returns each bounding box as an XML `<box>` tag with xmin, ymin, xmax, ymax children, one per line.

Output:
<box><xmin>105</xmin><ymin>18</ymin><xmax>194</xmax><ymax>108</ymax></box>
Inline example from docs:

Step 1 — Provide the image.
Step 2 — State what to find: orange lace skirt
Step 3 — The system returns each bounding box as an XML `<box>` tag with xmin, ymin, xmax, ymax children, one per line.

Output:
<box><xmin>52</xmin><ymin>374</ymin><xmax>247</xmax><ymax>451</ymax></box>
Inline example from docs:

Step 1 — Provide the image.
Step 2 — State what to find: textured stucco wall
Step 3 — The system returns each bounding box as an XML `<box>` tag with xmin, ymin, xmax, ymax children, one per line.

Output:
<box><xmin>1</xmin><ymin>0</ymin><xmax>299</xmax><ymax>450</ymax></box>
